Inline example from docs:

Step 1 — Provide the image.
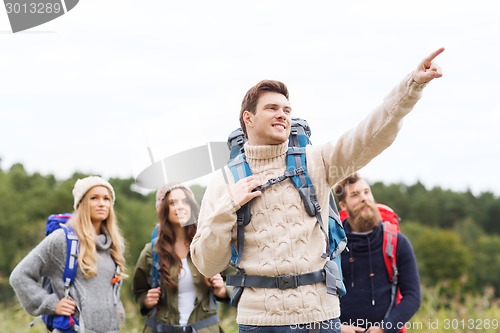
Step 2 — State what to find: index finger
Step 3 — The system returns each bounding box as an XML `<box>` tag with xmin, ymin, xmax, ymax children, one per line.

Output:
<box><xmin>423</xmin><ymin>47</ymin><xmax>445</xmax><ymax>66</ymax></box>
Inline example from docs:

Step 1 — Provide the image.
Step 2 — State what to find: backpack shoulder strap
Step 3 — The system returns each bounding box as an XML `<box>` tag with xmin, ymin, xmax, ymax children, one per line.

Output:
<box><xmin>286</xmin><ymin>147</ymin><xmax>316</xmax><ymax>215</ymax></box>
<box><xmin>228</xmin><ymin>153</ymin><xmax>252</xmax><ymax>181</ymax></box>
<box><xmin>151</xmin><ymin>223</ymin><xmax>161</xmax><ymax>288</ymax></box>
<box><xmin>328</xmin><ymin>193</ymin><xmax>347</xmax><ymax>258</ymax></box>
<box><xmin>60</xmin><ymin>224</ymin><xmax>79</xmax><ymax>297</ymax></box>
<box><xmin>382</xmin><ymin>221</ymin><xmax>399</xmax><ymax>283</ymax></box>
<box><xmin>227</xmin><ymin>153</ymin><xmax>253</xmax><ymax>271</ymax></box>
<box><xmin>382</xmin><ymin>221</ymin><xmax>402</xmax><ymax>321</ymax></box>
<box><xmin>286</xmin><ymin>146</ymin><xmax>330</xmax><ymax>259</ymax></box>
<box><xmin>289</xmin><ymin>117</ymin><xmax>311</xmax><ymax>147</ymax></box>
<box><xmin>227</xmin><ymin>128</ymin><xmax>246</xmax><ymax>161</ymax></box>
<box><xmin>327</xmin><ymin>192</ymin><xmax>348</xmax><ymax>296</ymax></box>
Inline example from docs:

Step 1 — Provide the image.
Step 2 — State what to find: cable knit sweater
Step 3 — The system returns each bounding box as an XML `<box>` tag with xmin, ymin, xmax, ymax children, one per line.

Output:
<box><xmin>9</xmin><ymin>229</ymin><xmax>122</xmax><ymax>333</ymax></box>
<box><xmin>190</xmin><ymin>73</ymin><xmax>427</xmax><ymax>326</ymax></box>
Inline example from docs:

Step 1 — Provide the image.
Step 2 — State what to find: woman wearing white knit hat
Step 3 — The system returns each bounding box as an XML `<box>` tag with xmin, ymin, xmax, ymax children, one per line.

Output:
<box><xmin>10</xmin><ymin>175</ymin><xmax>127</xmax><ymax>333</ymax></box>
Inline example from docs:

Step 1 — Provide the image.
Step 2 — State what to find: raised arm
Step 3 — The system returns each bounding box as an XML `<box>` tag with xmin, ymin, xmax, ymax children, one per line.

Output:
<box><xmin>317</xmin><ymin>48</ymin><xmax>445</xmax><ymax>186</ymax></box>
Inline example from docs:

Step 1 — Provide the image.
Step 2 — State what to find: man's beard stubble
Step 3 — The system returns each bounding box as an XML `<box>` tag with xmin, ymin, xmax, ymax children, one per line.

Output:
<box><xmin>347</xmin><ymin>201</ymin><xmax>381</xmax><ymax>233</ymax></box>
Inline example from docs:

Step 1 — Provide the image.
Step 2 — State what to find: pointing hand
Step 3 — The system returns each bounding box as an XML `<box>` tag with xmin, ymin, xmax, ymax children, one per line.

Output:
<box><xmin>412</xmin><ymin>47</ymin><xmax>445</xmax><ymax>83</ymax></box>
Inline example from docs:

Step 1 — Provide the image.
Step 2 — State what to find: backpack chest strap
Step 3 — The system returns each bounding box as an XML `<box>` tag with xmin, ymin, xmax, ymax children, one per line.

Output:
<box><xmin>253</xmin><ymin>167</ymin><xmax>305</xmax><ymax>192</ymax></box>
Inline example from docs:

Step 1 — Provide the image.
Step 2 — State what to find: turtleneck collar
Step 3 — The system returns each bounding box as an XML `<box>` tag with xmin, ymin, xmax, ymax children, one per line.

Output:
<box><xmin>243</xmin><ymin>140</ymin><xmax>289</xmax><ymax>160</ymax></box>
<box><xmin>95</xmin><ymin>233</ymin><xmax>112</xmax><ymax>251</ymax></box>
<box><xmin>243</xmin><ymin>140</ymin><xmax>289</xmax><ymax>174</ymax></box>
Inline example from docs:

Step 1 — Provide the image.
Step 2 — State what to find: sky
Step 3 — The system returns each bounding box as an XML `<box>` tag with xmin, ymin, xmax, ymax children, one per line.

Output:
<box><xmin>1</xmin><ymin>0</ymin><xmax>499</xmax><ymax>195</ymax></box>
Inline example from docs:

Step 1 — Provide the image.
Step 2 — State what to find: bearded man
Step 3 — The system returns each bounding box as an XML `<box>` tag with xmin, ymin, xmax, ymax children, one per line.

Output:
<box><xmin>334</xmin><ymin>173</ymin><xmax>421</xmax><ymax>333</ymax></box>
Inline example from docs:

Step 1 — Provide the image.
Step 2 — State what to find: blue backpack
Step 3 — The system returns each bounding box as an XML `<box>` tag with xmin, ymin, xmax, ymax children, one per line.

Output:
<box><xmin>225</xmin><ymin>118</ymin><xmax>347</xmax><ymax>306</ymax></box>
<box><xmin>150</xmin><ymin>224</ymin><xmax>161</xmax><ymax>289</ymax></box>
<box><xmin>35</xmin><ymin>213</ymin><xmax>80</xmax><ymax>333</ymax></box>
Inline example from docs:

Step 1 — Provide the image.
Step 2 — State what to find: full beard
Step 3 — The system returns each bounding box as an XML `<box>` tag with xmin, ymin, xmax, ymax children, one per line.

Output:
<box><xmin>347</xmin><ymin>201</ymin><xmax>381</xmax><ymax>232</ymax></box>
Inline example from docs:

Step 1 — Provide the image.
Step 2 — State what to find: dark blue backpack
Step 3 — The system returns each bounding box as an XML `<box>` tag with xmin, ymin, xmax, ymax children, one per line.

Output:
<box><xmin>225</xmin><ymin>118</ymin><xmax>347</xmax><ymax>306</ymax></box>
<box><xmin>37</xmin><ymin>213</ymin><xmax>80</xmax><ymax>333</ymax></box>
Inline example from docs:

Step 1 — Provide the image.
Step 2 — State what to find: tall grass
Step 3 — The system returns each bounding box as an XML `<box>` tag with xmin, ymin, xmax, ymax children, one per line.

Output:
<box><xmin>410</xmin><ymin>286</ymin><xmax>500</xmax><ymax>333</ymax></box>
<box><xmin>2</xmin><ymin>286</ymin><xmax>499</xmax><ymax>333</ymax></box>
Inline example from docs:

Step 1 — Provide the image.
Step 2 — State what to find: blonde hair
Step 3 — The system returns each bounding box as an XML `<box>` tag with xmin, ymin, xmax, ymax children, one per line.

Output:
<box><xmin>69</xmin><ymin>188</ymin><xmax>127</xmax><ymax>279</ymax></box>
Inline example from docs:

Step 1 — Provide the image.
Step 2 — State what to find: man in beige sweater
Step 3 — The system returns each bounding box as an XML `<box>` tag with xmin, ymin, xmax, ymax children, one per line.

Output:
<box><xmin>191</xmin><ymin>48</ymin><xmax>444</xmax><ymax>333</ymax></box>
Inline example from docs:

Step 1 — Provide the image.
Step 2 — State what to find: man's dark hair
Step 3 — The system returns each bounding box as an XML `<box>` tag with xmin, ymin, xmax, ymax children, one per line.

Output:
<box><xmin>333</xmin><ymin>172</ymin><xmax>361</xmax><ymax>203</ymax></box>
<box><xmin>239</xmin><ymin>80</ymin><xmax>289</xmax><ymax>137</ymax></box>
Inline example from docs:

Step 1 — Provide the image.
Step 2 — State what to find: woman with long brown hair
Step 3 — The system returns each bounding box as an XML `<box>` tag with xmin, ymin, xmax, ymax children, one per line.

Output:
<box><xmin>133</xmin><ymin>183</ymin><xmax>229</xmax><ymax>333</ymax></box>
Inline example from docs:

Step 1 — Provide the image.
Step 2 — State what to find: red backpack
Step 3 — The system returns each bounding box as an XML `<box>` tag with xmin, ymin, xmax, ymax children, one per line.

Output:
<box><xmin>340</xmin><ymin>203</ymin><xmax>406</xmax><ymax>333</ymax></box>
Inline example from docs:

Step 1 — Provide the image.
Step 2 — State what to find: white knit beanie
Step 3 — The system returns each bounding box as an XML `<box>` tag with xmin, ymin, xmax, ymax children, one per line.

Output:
<box><xmin>72</xmin><ymin>176</ymin><xmax>115</xmax><ymax>210</ymax></box>
<box><xmin>155</xmin><ymin>183</ymin><xmax>195</xmax><ymax>211</ymax></box>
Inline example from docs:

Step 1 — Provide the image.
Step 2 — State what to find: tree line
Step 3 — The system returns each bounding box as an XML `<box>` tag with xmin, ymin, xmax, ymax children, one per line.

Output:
<box><xmin>1</xmin><ymin>162</ymin><xmax>499</xmax><ymax>304</ymax></box>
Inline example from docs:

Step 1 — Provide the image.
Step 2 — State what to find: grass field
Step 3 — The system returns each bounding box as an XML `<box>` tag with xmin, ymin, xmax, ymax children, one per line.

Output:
<box><xmin>2</xmin><ymin>286</ymin><xmax>499</xmax><ymax>333</ymax></box>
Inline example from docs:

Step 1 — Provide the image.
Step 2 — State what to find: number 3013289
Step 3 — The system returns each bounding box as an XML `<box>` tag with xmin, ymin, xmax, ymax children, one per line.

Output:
<box><xmin>5</xmin><ymin>2</ymin><xmax>62</xmax><ymax>14</ymax></box>
<box><xmin>443</xmin><ymin>318</ymin><xmax>499</xmax><ymax>330</ymax></box>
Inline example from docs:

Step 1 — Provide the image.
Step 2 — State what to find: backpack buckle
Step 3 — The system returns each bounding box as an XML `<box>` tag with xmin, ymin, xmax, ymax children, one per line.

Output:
<box><xmin>313</xmin><ymin>201</ymin><xmax>322</xmax><ymax>213</ymax></box>
<box><xmin>277</xmin><ymin>274</ymin><xmax>299</xmax><ymax>289</ymax></box>
<box><xmin>290</xmin><ymin>167</ymin><xmax>305</xmax><ymax>176</ymax></box>
<box><xmin>267</xmin><ymin>177</ymin><xmax>279</xmax><ymax>185</ymax></box>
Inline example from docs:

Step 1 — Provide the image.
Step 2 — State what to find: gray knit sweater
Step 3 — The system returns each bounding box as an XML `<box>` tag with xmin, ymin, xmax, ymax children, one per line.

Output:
<box><xmin>9</xmin><ymin>229</ymin><xmax>122</xmax><ymax>333</ymax></box>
